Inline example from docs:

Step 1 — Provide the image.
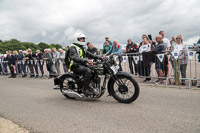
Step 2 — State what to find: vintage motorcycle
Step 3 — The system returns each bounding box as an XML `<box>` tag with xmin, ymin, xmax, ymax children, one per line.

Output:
<box><xmin>54</xmin><ymin>56</ymin><xmax>140</xmax><ymax>103</ymax></box>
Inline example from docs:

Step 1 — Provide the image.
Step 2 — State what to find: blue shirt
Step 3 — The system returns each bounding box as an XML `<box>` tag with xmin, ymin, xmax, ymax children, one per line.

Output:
<box><xmin>106</xmin><ymin>44</ymin><xmax>122</xmax><ymax>55</ymax></box>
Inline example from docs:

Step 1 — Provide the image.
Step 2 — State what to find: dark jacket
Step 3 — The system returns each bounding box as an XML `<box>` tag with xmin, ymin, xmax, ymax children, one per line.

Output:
<box><xmin>154</xmin><ymin>41</ymin><xmax>166</xmax><ymax>54</ymax></box>
<box><xmin>142</xmin><ymin>51</ymin><xmax>156</xmax><ymax>67</ymax></box>
<box><xmin>37</xmin><ymin>53</ymin><xmax>43</xmax><ymax>60</ymax></box>
<box><xmin>6</xmin><ymin>55</ymin><xmax>15</xmax><ymax>65</ymax></box>
<box><xmin>87</xmin><ymin>47</ymin><xmax>98</xmax><ymax>55</ymax></box>
<box><xmin>26</xmin><ymin>53</ymin><xmax>37</xmax><ymax>64</ymax></box>
<box><xmin>43</xmin><ymin>53</ymin><xmax>53</xmax><ymax>64</ymax></box>
<box><xmin>13</xmin><ymin>55</ymin><xmax>18</xmax><ymax>65</ymax></box>
<box><xmin>69</xmin><ymin>43</ymin><xmax>100</xmax><ymax>67</ymax></box>
<box><xmin>26</xmin><ymin>53</ymin><xmax>37</xmax><ymax>60</ymax></box>
<box><xmin>126</xmin><ymin>42</ymin><xmax>138</xmax><ymax>54</ymax></box>
<box><xmin>18</xmin><ymin>53</ymin><xmax>24</xmax><ymax>60</ymax></box>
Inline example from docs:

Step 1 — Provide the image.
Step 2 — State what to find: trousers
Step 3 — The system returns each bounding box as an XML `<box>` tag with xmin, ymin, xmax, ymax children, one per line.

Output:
<box><xmin>72</xmin><ymin>65</ymin><xmax>92</xmax><ymax>89</ymax></box>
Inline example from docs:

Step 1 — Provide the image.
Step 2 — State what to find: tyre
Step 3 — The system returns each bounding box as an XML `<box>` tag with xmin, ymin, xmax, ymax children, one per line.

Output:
<box><xmin>60</xmin><ymin>75</ymin><xmax>78</xmax><ymax>99</ymax></box>
<box><xmin>109</xmin><ymin>75</ymin><xmax>140</xmax><ymax>103</ymax></box>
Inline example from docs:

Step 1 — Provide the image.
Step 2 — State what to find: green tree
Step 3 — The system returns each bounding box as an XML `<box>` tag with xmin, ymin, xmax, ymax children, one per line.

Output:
<box><xmin>0</xmin><ymin>39</ymin><xmax>65</xmax><ymax>54</ymax></box>
<box><xmin>49</xmin><ymin>43</ymin><xmax>63</xmax><ymax>50</ymax></box>
<box><xmin>21</xmin><ymin>42</ymin><xmax>38</xmax><ymax>52</ymax></box>
<box><xmin>37</xmin><ymin>42</ymin><xmax>49</xmax><ymax>52</ymax></box>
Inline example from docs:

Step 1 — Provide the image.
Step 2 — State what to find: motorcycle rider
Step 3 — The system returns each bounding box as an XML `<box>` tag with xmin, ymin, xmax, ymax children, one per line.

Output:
<box><xmin>68</xmin><ymin>33</ymin><xmax>102</xmax><ymax>95</ymax></box>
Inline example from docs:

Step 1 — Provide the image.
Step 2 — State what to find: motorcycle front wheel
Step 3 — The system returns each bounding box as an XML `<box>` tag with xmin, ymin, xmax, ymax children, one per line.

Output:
<box><xmin>109</xmin><ymin>75</ymin><xmax>140</xmax><ymax>103</ymax></box>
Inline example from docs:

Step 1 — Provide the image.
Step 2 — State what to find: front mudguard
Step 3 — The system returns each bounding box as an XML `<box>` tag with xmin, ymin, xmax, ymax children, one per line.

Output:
<box><xmin>54</xmin><ymin>72</ymin><xmax>75</xmax><ymax>86</ymax></box>
<box><xmin>107</xmin><ymin>71</ymin><xmax>132</xmax><ymax>96</ymax></box>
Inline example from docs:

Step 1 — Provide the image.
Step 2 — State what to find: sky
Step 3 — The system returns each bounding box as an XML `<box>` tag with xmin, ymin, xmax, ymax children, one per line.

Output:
<box><xmin>0</xmin><ymin>0</ymin><xmax>200</xmax><ymax>48</ymax></box>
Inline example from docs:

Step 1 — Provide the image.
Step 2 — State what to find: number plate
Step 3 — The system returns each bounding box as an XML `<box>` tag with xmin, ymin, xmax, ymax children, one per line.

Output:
<box><xmin>110</xmin><ymin>65</ymin><xmax>120</xmax><ymax>74</ymax></box>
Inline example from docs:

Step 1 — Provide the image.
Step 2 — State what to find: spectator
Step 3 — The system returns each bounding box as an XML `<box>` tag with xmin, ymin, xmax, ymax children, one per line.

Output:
<box><xmin>107</xmin><ymin>40</ymin><xmax>122</xmax><ymax>70</ymax></box>
<box><xmin>171</xmin><ymin>34</ymin><xmax>188</xmax><ymax>85</ymax></box>
<box><xmin>6</xmin><ymin>51</ymin><xmax>16</xmax><ymax>78</ymax></box>
<box><xmin>159</xmin><ymin>31</ymin><xmax>171</xmax><ymax>50</ymax></box>
<box><xmin>126</xmin><ymin>39</ymin><xmax>138</xmax><ymax>74</ymax></box>
<box><xmin>0</xmin><ymin>54</ymin><xmax>7</xmax><ymax>75</ymax></box>
<box><xmin>159</xmin><ymin>31</ymin><xmax>170</xmax><ymax>77</ymax></box>
<box><xmin>153</xmin><ymin>35</ymin><xmax>167</xmax><ymax>84</ymax></box>
<box><xmin>0</xmin><ymin>55</ymin><xmax>3</xmax><ymax>74</ymax></box>
<box><xmin>194</xmin><ymin>39</ymin><xmax>200</xmax><ymax>87</ymax></box>
<box><xmin>103</xmin><ymin>36</ymin><xmax>112</xmax><ymax>46</ymax></box>
<box><xmin>87</xmin><ymin>42</ymin><xmax>98</xmax><ymax>55</ymax></box>
<box><xmin>139</xmin><ymin>35</ymin><xmax>148</xmax><ymax>47</ymax></box>
<box><xmin>49</xmin><ymin>49</ymin><xmax>54</xmax><ymax>74</ymax></box>
<box><xmin>170</xmin><ymin>36</ymin><xmax>176</xmax><ymax>46</ymax></box>
<box><xmin>43</xmin><ymin>49</ymin><xmax>53</xmax><ymax>78</ymax></box>
<box><xmin>12</xmin><ymin>51</ymin><xmax>19</xmax><ymax>75</ymax></box>
<box><xmin>36</xmin><ymin>50</ymin><xmax>44</xmax><ymax>78</ymax></box>
<box><xmin>25</xmin><ymin>49</ymin><xmax>38</xmax><ymax>78</ymax></box>
<box><xmin>58</xmin><ymin>48</ymin><xmax>67</xmax><ymax>73</ymax></box>
<box><xmin>103</xmin><ymin>41</ymin><xmax>112</xmax><ymax>57</ymax></box>
<box><xmin>18</xmin><ymin>50</ymin><xmax>27</xmax><ymax>77</ymax></box>
<box><xmin>52</xmin><ymin>47</ymin><xmax>60</xmax><ymax>76</ymax></box>
<box><xmin>23</xmin><ymin>51</ymin><xmax>29</xmax><ymax>74</ymax></box>
<box><xmin>106</xmin><ymin>40</ymin><xmax>122</xmax><ymax>56</ymax></box>
<box><xmin>139</xmin><ymin>38</ymin><xmax>151</xmax><ymax>82</ymax></box>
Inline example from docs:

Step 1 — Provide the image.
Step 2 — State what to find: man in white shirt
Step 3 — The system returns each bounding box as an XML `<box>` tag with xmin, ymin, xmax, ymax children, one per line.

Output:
<box><xmin>159</xmin><ymin>31</ymin><xmax>171</xmax><ymax>51</ymax></box>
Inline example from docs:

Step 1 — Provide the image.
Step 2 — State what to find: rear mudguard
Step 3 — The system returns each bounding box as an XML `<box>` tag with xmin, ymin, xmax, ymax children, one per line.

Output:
<box><xmin>107</xmin><ymin>71</ymin><xmax>132</xmax><ymax>96</ymax></box>
<box><xmin>54</xmin><ymin>72</ymin><xmax>76</xmax><ymax>86</ymax></box>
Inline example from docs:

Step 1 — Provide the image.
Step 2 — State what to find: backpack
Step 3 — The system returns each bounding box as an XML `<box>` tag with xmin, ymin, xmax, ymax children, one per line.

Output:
<box><xmin>64</xmin><ymin>48</ymin><xmax>71</xmax><ymax>68</ymax></box>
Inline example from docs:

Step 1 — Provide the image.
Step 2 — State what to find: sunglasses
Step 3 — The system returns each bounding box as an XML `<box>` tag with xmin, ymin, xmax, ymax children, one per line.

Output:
<box><xmin>105</xmin><ymin>38</ymin><xmax>109</xmax><ymax>39</ymax></box>
<box><xmin>176</xmin><ymin>38</ymin><xmax>181</xmax><ymax>40</ymax></box>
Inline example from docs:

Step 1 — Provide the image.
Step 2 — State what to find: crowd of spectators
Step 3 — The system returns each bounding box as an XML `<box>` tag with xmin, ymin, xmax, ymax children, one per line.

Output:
<box><xmin>101</xmin><ymin>31</ymin><xmax>193</xmax><ymax>86</ymax></box>
<box><xmin>0</xmin><ymin>48</ymin><xmax>66</xmax><ymax>79</ymax></box>
<box><xmin>1</xmin><ymin>31</ymin><xmax>199</xmax><ymax>86</ymax></box>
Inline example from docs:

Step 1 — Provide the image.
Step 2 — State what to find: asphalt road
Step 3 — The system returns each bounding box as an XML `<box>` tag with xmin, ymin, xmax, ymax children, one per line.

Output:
<box><xmin>0</xmin><ymin>76</ymin><xmax>200</xmax><ymax>133</ymax></box>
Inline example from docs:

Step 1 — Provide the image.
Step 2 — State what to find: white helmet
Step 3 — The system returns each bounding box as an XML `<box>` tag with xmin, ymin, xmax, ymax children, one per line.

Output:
<box><xmin>74</xmin><ymin>33</ymin><xmax>86</xmax><ymax>46</ymax></box>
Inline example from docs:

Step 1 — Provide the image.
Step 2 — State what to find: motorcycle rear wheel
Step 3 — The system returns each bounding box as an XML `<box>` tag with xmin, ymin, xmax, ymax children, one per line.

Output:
<box><xmin>60</xmin><ymin>75</ymin><xmax>78</xmax><ymax>99</ymax></box>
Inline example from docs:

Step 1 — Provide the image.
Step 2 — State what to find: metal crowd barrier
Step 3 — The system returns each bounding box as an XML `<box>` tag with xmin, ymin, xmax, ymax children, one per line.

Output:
<box><xmin>0</xmin><ymin>60</ymin><xmax>68</xmax><ymax>77</ymax></box>
<box><xmin>1</xmin><ymin>52</ymin><xmax>200</xmax><ymax>89</ymax></box>
<box><xmin>120</xmin><ymin>51</ymin><xmax>200</xmax><ymax>89</ymax></box>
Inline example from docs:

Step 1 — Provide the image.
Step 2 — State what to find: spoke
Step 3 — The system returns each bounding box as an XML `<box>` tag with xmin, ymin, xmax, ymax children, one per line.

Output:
<box><xmin>116</xmin><ymin>91</ymin><xmax>121</xmax><ymax>96</ymax></box>
<box><xmin>128</xmin><ymin>90</ymin><xmax>134</xmax><ymax>94</ymax></box>
<box><xmin>114</xmin><ymin>78</ymin><xmax>137</xmax><ymax>99</ymax></box>
<box><xmin>115</xmin><ymin>90</ymin><xmax>119</xmax><ymax>93</ymax></box>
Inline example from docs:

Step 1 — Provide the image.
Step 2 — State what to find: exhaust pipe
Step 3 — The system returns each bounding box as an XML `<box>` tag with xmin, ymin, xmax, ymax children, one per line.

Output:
<box><xmin>62</xmin><ymin>90</ymin><xmax>83</xmax><ymax>98</ymax></box>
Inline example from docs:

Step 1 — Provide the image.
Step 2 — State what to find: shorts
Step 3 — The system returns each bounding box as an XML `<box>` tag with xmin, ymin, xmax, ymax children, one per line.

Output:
<box><xmin>155</xmin><ymin>54</ymin><xmax>168</xmax><ymax>71</ymax></box>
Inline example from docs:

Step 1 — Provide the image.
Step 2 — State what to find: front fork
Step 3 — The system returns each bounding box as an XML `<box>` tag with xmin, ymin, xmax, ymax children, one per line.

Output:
<box><xmin>106</xmin><ymin>74</ymin><xmax>125</xmax><ymax>96</ymax></box>
<box><xmin>111</xmin><ymin>75</ymin><xmax>125</xmax><ymax>87</ymax></box>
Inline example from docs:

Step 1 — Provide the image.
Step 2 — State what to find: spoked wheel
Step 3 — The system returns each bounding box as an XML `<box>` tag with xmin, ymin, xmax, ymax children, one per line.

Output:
<box><xmin>110</xmin><ymin>75</ymin><xmax>140</xmax><ymax>103</ymax></box>
<box><xmin>60</xmin><ymin>76</ymin><xmax>79</xmax><ymax>99</ymax></box>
